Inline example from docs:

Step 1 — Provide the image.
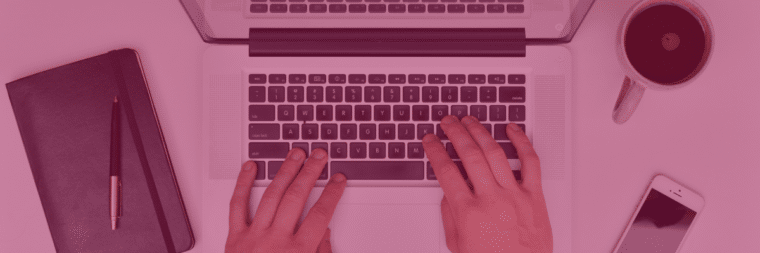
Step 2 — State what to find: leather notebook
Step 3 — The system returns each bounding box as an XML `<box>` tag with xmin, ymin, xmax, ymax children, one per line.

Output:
<box><xmin>6</xmin><ymin>49</ymin><xmax>194</xmax><ymax>253</ymax></box>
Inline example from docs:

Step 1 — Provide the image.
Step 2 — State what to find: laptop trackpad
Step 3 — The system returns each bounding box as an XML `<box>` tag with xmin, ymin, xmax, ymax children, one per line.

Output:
<box><xmin>330</xmin><ymin>203</ymin><xmax>443</xmax><ymax>253</ymax></box>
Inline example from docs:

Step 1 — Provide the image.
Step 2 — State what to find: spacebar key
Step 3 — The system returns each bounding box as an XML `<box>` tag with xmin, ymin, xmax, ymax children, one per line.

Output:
<box><xmin>331</xmin><ymin>161</ymin><xmax>424</xmax><ymax>180</ymax></box>
<box><xmin>249</xmin><ymin>142</ymin><xmax>289</xmax><ymax>158</ymax></box>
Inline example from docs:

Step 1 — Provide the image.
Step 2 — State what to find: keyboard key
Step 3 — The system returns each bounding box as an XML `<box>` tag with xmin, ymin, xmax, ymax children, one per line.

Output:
<box><xmin>429</xmin><ymin>74</ymin><xmax>446</xmax><ymax>84</ymax></box>
<box><xmin>289</xmin><ymin>74</ymin><xmax>306</xmax><ymax>84</ymax></box>
<box><xmin>348</xmin><ymin>74</ymin><xmax>366</xmax><ymax>84</ymax></box>
<box><xmin>508</xmin><ymin>74</ymin><xmax>526</xmax><ymax>84</ymax></box>
<box><xmin>374</xmin><ymin>105</ymin><xmax>391</xmax><ymax>121</ymax></box>
<box><xmin>509</xmin><ymin>105</ymin><xmax>526</xmax><ymax>121</ymax></box>
<box><xmin>460</xmin><ymin>0</ymin><xmax>475</xmax><ymax>2</ymax></box>
<box><xmin>329</xmin><ymin>74</ymin><xmax>346</xmax><ymax>84</ymax></box>
<box><xmin>309</xmin><ymin>74</ymin><xmax>327</xmax><ymax>84</ymax></box>
<box><xmin>388</xmin><ymin>142</ymin><xmax>405</xmax><ymax>158</ymax></box>
<box><xmin>359</xmin><ymin>124</ymin><xmax>376</xmax><ymax>140</ymax></box>
<box><xmin>384</xmin><ymin>0</ymin><xmax>400</xmax><ymax>2</ymax></box>
<box><xmin>306</xmin><ymin>86</ymin><xmax>323</xmax><ymax>102</ymax></box>
<box><xmin>290</xmin><ymin>4</ymin><xmax>308</xmax><ymax>12</ymax></box>
<box><xmin>297</xmin><ymin>105</ymin><xmax>314</xmax><ymax>121</ymax></box>
<box><xmin>403</xmin><ymin>0</ymin><xmax>419</xmax><ymax>2</ymax></box>
<box><xmin>389</xmin><ymin>74</ymin><xmax>406</xmax><ymax>84</ymax></box>
<box><xmin>470</xmin><ymin>105</ymin><xmax>487</xmax><ymax>121</ymax></box>
<box><xmin>270</xmin><ymin>2</ymin><xmax>287</xmax><ymax>11</ymax></box>
<box><xmin>321</xmin><ymin>124</ymin><xmax>338</xmax><ymax>140</ymax></box>
<box><xmin>249</xmin><ymin>105</ymin><xmax>275</xmax><ymax>121</ymax></box>
<box><xmin>269</xmin><ymin>74</ymin><xmax>286</xmax><ymax>84</ymax></box>
<box><xmin>250</xmin><ymin>4</ymin><xmax>267</xmax><ymax>13</ymax></box>
<box><xmin>393</xmin><ymin>105</ymin><xmax>410</xmax><ymax>121</ymax></box>
<box><xmin>355</xmin><ymin>105</ymin><xmax>372</xmax><ymax>121</ymax></box>
<box><xmin>422</xmin><ymin>86</ymin><xmax>439</xmax><ymax>102</ymax></box>
<box><xmin>283</xmin><ymin>124</ymin><xmax>299</xmax><ymax>140</ymax></box>
<box><xmin>287</xmin><ymin>86</ymin><xmax>304</xmax><ymax>102</ymax></box>
<box><xmin>408</xmin><ymin>4</ymin><xmax>426</xmax><ymax>13</ymax></box>
<box><xmin>483</xmin><ymin>123</ymin><xmax>492</xmax><ymax>135</ymax></box>
<box><xmin>249</xmin><ymin>74</ymin><xmax>266</xmax><ymax>84</ymax></box>
<box><xmin>403</xmin><ymin>86</ymin><xmax>420</xmax><ymax>102</ymax></box>
<box><xmin>435</xmin><ymin>124</ymin><xmax>448</xmax><ymax>140</ymax></box>
<box><xmin>369</xmin><ymin>142</ymin><xmax>386</xmax><ymax>158</ymax></box>
<box><xmin>422</xmin><ymin>0</ymin><xmax>438</xmax><ymax>2</ymax></box>
<box><xmin>345</xmin><ymin>86</ymin><xmax>362</xmax><ymax>102</ymax></box>
<box><xmin>427</xmin><ymin>161</ymin><xmax>468</xmax><ymax>180</ymax></box>
<box><xmin>408</xmin><ymin>142</ymin><xmax>425</xmax><ymax>158</ymax></box>
<box><xmin>278</xmin><ymin>105</ymin><xmax>295</xmax><ymax>121</ymax></box>
<box><xmin>479</xmin><ymin>0</ymin><xmax>495</xmax><ymax>2</ymax></box>
<box><xmin>249</xmin><ymin>142</ymin><xmax>289</xmax><ymax>158</ymax></box>
<box><xmin>429</xmin><ymin>4</ymin><xmax>446</xmax><ymax>12</ymax></box>
<box><xmin>489</xmin><ymin>105</ymin><xmax>506</xmax><ymax>121</ymax></box>
<box><xmin>378</xmin><ymin>124</ymin><xmax>395</xmax><ymax>140</ymax></box>
<box><xmin>441</xmin><ymin>87</ymin><xmax>458</xmax><ymax>102</ymax></box>
<box><xmin>409</xmin><ymin>74</ymin><xmax>426</xmax><ymax>84</ymax></box>
<box><xmin>331</xmin><ymin>142</ymin><xmax>348</xmax><ymax>158</ymax></box>
<box><xmin>398</xmin><ymin>124</ymin><xmax>415</xmax><ymax>140</ymax></box>
<box><xmin>326</xmin><ymin>86</ymin><xmax>343</xmax><ymax>102</ymax></box>
<box><xmin>480</xmin><ymin>86</ymin><xmax>497</xmax><ymax>102</ymax></box>
<box><xmin>448</xmin><ymin>4</ymin><xmax>465</xmax><ymax>13</ymax></box>
<box><xmin>349</xmin><ymin>4</ymin><xmax>367</xmax><ymax>12</ymax></box>
<box><xmin>329</xmin><ymin>4</ymin><xmax>347</xmax><ymax>12</ymax></box>
<box><xmin>335</xmin><ymin>105</ymin><xmax>352</xmax><ymax>121</ymax></box>
<box><xmin>268</xmin><ymin>161</ymin><xmax>282</xmax><ymax>180</ymax></box>
<box><xmin>498</xmin><ymin>142</ymin><xmax>518</xmax><ymax>158</ymax></box>
<box><xmin>292</xmin><ymin>142</ymin><xmax>309</xmax><ymax>156</ymax></box>
<box><xmin>468</xmin><ymin>74</ymin><xmax>486</xmax><ymax>84</ymax></box>
<box><xmin>312</xmin><ymin>142</ymin><xmax>329</xmax><ymax>154</ymax></box>
<box><xmin>499</xmin><ymin>86</ymin><xmax>526</xmax><ymax>102</ymax></box>
<box><xmin>369</xmin><ymin>4</ymin><xmax>386</xmax><ymax>12</ymax></box>
<box><xmin>350</xmin><ymin>142</ymin><xmax>367</xmax><ymax>158</ymax></box>
<box><xmin>346</xmin><ymin>0</ymin><xmax>361</xmax><ymax>2</ymax></box>
<box><xmin>250</xmin><ymin>161</ymin><xmax>265</xmax><ymax>179</ymax></box>
<box><xmin>316</xmin><ymin>105</ymin><xmax>333</xmax><ymax>121</ymax></box>
<box><xmin>488</xmin><ymin>74</ymin><xmax>506</xmax><ymax>84</ymax></box>
<box><xmin>249</xmin><ymin>123</ymin><xmax>279</xmax><ymax>140</ymax></box>
<box><xmin>486</xmin><ymin>4</ymin><xmax>504</xmax><ymax>12</ymax></box>
<box><xmin>498</xmin><ymin>0</ymin><xmax>523</xmax><ymax>2</ymax></box>
<box><xmin>340</xmin><ymin>124</ymin><xmax>358</xmax><ymax>140</ymax></box>
<box><xmin>268</xmin><ymin>86</ymin><xmax>285</xmax><ymax>102</ymax></box>
<box><xmin>412</xmin><ymin>105</ymin><xmax>429</xmax><ymax>121</ymax></box>
<box><xmin>365</xmin><ymin>86</ymin><xmax>381</xmax><ymax>102</ymax></box>
<box><xmin>461</xmin><ymin>87</ymin><xmax>477</xmax><ymax>102</ymax></box>
<box><xmin>506</xmin><ymin>4</ymin><xmax>524</xmax><ymax>13</ymax></box>
<box><xmin>451</xmin><ymin>105</ymin><xmax>467</xmax><ymax>120</ymax></box>
<box><xmin>331</xmin><ymin>161</ymin><xmax>424</xmax><ymax>180</ymax></box>
<box><xmin>368</xmin><ymin>74</ymin><xmax>386</xmax><ymax>84</ymax></box>
<box><xmin>417</xmin><ymin>124</ymin><xmax>434</xmax><ymax>140</ymax></box>
<box><xmin>431</xmin><ymin>105</ymin><xmax>448</xmax><ymax>121</ymax></box>
<box><xmin>302</xmin><ymin>124</ymin><xmax>319</xmax><ymax>139</ymax></box>
<box><xmin>494</xmin><ymin>124</ymin><xmax>508</xmax><ymax>140</ymax></box>
<box><xmin>388</xmin><ymin>4</ymin><xmax>406</xmax><ymax>12</ymax></box>
<box><xmin>448</xmin><ymin>74</ymin><xmax>466</xmax><ymax>84</ymax></box>
<box><xmin>445</xmin><ymin>143</ymin><xmax>458</xmax><ymax>159</ymax></box>
<box><xmin>467</xmin><ymin>4</ymin><xmax>486</xmax><ymax>13</ymax></box>
<box><xmin>252</xmin><ymin>0</ymin><xmax>266</xmax><ymax>2</ymax></box>
<box><xmin>384</xmin><ymin>86</ymin><xmax>401</xmax><ymax>102</ymax></box>
<box><xmin>249</xmin><ymin>86</ymin><xmax>266</xmax><ymax>102</ymax></box>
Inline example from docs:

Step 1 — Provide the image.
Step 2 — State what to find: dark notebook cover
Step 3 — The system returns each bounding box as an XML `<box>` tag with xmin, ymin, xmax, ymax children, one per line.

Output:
<box><xmin>6</xmin><ymin>49</ymin><xmax>194</xmax><ymax>253</ymax></box>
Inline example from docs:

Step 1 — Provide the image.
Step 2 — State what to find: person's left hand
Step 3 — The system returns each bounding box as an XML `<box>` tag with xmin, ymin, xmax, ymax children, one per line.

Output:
<box><xmin>225</xmin><ymin>148</ymin><xmax>347</xmax><ymax>253</ymax></box>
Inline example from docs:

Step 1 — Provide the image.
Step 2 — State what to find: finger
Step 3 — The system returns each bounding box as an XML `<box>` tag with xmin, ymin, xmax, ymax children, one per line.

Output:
<box><xmin>273</xmin><ymin>148</ymin><xmax>330</xmax><ymax>233</ymax></box>
<box><xmin>297</xmin><ymin>173</ymin><xmax>347</xmax><ymax>249</ymax></box>
<box><xmin>422</xmin><ymin>133</ymin><xmax>473</xmax><ymax>202</ymax></box>
<box><xmin>250</xmin><ymin>148</ymin><xmax>306</xmax><ymax>231</ymax></box>
<box><xmin>439</xmin><ymin>115</ymin><xmax>498</xmax><ymax>193</ymax></box>
<box><xmin>441</xmin><ymin>196</ymin><xmax>459</xmax><ymax>253</ymax></box>
<box><xmin>316</xmin><ymin>228</ymin><xmax>333</xmax><ymax>253</ymax></box>
<box><xmin>460</xmin><ymin>116</ymin><xmax>519</xmax><ymax>190</ymax></box>
<box><xmin>506</xmin><ymin>123</ymin><xmax>542</xmax><ymax>191</ymax></box>
<box><xmin>229</xmin><ymin>161</ymin><xmax>257</xmax><ymax>235</ymax></box>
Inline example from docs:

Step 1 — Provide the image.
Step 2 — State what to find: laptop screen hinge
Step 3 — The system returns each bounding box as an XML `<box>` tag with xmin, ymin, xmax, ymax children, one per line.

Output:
<box><xmin>249</xmin><ymin>28</ymin><xmax>526</xmax><ymax>57</ymax></box>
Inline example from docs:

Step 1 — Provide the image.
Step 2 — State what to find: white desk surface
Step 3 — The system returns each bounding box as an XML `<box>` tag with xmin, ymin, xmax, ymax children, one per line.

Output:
<box><xmin>1</xmin><ymin>1</ymin><xmax>758</xmax><ymax>252</ymax></box>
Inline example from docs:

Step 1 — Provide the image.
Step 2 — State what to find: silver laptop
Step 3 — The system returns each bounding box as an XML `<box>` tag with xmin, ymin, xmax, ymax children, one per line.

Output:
<box><xmin>184</xmin><ymin>0</ymin><xmax>594</xmax><ymax>251</ymax></box>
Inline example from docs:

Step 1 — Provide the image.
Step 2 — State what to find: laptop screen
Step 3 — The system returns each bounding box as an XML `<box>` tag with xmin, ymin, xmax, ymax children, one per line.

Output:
<box><xmin>180</xmin><ymin>0</ymin><xmax>594</xmax><ymax>43</ymax></box>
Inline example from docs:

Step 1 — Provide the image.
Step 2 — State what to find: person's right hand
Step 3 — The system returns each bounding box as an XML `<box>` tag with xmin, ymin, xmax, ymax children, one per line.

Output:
<box><xmin>422</xmin><ymin>115</ymin><xmax>553</xmax><ymax>253</ymax></box>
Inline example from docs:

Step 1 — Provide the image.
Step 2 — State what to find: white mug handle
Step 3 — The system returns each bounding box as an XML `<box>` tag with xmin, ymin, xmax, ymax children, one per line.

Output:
<box><xmin>612</xmin><ymin>76</ymin><xmax>647</xmax><ymax>124</ymax></box>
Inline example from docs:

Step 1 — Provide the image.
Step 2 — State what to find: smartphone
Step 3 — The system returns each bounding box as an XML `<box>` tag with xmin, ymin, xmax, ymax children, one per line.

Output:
<box><xmin>612</xmin><ymin>174</ymin><xmax>704</xmax><ymax>253</ymax></box>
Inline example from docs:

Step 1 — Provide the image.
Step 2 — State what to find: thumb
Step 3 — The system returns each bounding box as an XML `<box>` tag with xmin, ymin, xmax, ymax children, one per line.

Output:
<box><xmin>316</xmin><ymin>228</ymin><xmax>332</xmax><ymax>253</ymax></box>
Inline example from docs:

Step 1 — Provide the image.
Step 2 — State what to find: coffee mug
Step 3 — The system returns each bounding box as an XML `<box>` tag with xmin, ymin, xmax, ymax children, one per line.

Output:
<box><xmin>612</xmin><ymin>0</ymin><xmax>713</xmax><ymax>124</ymax></box>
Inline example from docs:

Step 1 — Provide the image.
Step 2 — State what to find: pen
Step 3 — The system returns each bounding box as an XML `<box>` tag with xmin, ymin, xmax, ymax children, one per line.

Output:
<box><xmin>110</xmin><ymin>96</ymin><xmax>121</xmax><ymax>230</ymax></box>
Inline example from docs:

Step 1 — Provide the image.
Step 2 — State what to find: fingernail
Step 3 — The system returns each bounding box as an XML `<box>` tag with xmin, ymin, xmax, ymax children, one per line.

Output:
<box><xmin>461</xmin><ymin>116</ymin><xmax>474</xmax><ymax>125</ymax></box>
<box><xmin>289</xmin><ymin>149</ymin><xmax>303</xmax><ymax>160</ymax></box>
<box><xmin>333</xmin><ymin>173</ymin><xmax>346</xmax><ymax>182</ymax></box>
<box><xmin>442</xmin><ymin>115</ymin><xmax>456</xmax><ymax>124</ymax></box>
<box><xmin>243</xmin><ymin>161</ymin><xmax>253</xmax><ymax>171</ymax></box>
<box><xmin>313</xmin><ymin>150</ymin><xmax>326</xmax><ymax>159</ymax></box>
<box><xmin>510</xmin><ymin>123</ymin><xmax>522</xmax><ymax>132</ymax></box>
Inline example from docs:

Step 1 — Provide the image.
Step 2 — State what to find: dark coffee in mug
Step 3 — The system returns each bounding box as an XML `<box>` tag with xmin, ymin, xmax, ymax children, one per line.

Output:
<box><xmin>624</xmin><ymin>3</ymin><xmax>709</xmax><ymax>85</ymax></box>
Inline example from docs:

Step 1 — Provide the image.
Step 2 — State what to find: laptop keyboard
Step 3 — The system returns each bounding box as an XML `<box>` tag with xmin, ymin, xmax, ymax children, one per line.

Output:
<box><xmin>246</xmin><ymin>71</ymin><xmax>528</xmax><ymax>182</ymax></box>
<box><xmin>248</xmin><ymin>0</ymin><xmax>525</xmax><ymax>14</ymax></box>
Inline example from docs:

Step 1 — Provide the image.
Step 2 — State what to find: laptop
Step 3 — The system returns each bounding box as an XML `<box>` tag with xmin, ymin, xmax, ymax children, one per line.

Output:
<box><xmin>184</xmin><ymin>0</ymin><xmax>594</xmax><ymax>251</ymax></box>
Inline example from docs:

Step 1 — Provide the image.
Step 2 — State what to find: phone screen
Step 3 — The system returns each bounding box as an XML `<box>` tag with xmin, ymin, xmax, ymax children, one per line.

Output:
<box><xmin>616</xmin><ymin>189</ymin><xmax>697</xmax><ymax>253</ymax></box>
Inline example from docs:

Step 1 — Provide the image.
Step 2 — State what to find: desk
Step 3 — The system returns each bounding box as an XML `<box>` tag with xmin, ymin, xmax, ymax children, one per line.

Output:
<box><xmin>1</xmin><ymin>1</ymin><xmax>758</xmax><ymax>252</ymax></box>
